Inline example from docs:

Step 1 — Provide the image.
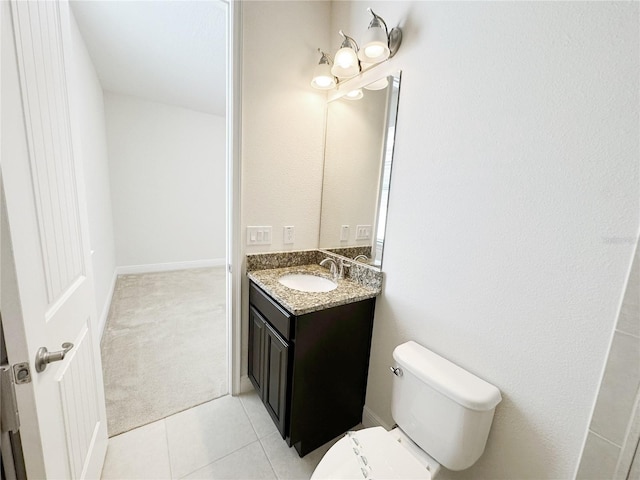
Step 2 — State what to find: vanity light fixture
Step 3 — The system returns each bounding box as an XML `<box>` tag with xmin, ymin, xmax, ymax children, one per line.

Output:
<box><xmin>331</xmin><ymin>31</ymin><xmax>360</xmax><ymax>79</ymax></box>
<box><xmin>311</xmin><ymin>8</ymin><xmax>401</xmax><ymax>91</ymax></box>
<box><xmin>311</xmin><ymin>49</ymin><xmax>337</xmax><ymax>90</ymax></box>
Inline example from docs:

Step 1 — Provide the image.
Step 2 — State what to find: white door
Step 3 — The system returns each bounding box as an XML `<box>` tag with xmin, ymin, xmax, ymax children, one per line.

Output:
<box><xmin>1</xmin><ymin>0</ymin><xmax>108</xmax><ymax>478</ymax></box>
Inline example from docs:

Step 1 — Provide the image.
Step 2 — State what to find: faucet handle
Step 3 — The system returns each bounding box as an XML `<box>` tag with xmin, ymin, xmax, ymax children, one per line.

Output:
<box><xmin>320</xmin><ymin>258</ymin><xmax>339</xmax><ymax>280</ymax></box>
<box><xmin>320</xmin><ymin>257</ymin><xmax>336</xmax><ymax>270</ymax></box>
<box><xmin>329</xmin><ymin>262</ymin><xmax>338</xmax><ymax>276</ymax></box>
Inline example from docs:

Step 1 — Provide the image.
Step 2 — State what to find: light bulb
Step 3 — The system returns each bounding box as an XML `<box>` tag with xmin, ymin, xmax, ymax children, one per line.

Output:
<box><xmin>344</xmin><ymin>89</ymin><xmax>363</xmax><ymax>100</ymax></box>
<box><xmin>335</xmin><ymin>48</ymin><xmax>355</xmax><ymax>68</ymax></box>
<box><xmin>331</xmin><ymin>47</ymin><xmax>360</xmax><ymax>78</ymax></box>
<box><xmin>364</xmin><ymin>44</ymin><xmax>385</xmax><ymax>58</ymax></box>
<box><xmin>313</xmin><ymin>76</ymin><xmax>333</xmax><ymax>88</ymax></box>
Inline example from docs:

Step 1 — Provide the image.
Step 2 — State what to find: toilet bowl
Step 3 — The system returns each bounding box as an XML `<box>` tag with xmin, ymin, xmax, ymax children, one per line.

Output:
<box><xmin>311</xmin><ymin>341</ymin><xmax>502</xmax><ymax>479</ymax></box>
<box><xmin>311</xmin><ymin>427</ymin><xmax>440</xmax><ymax>480</ymax></box>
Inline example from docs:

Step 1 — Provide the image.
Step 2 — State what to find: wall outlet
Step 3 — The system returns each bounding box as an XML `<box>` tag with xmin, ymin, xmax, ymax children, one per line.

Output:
<box><xmin>283</xmin><ymin>226</ymin><xmax>295</xmax><ymax>244</ymax></box>
<box><xmin>247</xmin><ymin>226</ymin><xmax>272</xmax><ymax>245</ymax></box>
<box><xmin>356</xmin><ymin>225</ymin><xmax>372</xmax><ymax>240</ymax></box>
<box><xmin>340</xmin><ymin>225</ymin><xmax>349</xmax><ymax>242</ymax></box>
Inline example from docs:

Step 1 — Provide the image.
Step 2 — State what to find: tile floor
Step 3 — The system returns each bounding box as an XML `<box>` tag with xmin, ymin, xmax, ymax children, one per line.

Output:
<box><xmin>100</xmin><ymin>389</ymin><xmax>342</xmax><ymax>479</ymax></box>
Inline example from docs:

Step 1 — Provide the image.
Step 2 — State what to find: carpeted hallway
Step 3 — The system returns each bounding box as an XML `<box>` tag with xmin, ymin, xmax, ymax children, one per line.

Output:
<box><xmin>101</xmin><ymin>267</ymin><xmax>227</xmax><ymax>437</ymax></box>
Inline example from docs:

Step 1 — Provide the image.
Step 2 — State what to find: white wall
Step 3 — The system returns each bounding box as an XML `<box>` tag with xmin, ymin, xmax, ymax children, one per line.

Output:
<box><xmin>240</xmin><ymin>1</ymin><xmax>330</xmax><ymax>375</ymax></box>
<box><xmin>241</xmin><ymin>1</ymin><xmax>328</xmax><ymax>253</ymax></box>
<box><xmin>69</xmin><ymin>11</ymin><xmax>116</xmax><ymax>326</ymax></box>
<box><xmin>104</xmin><ymin>92</ymin><xmax>226</xmax><ymax>268</ymax></box>
<box><xmin>330</xmin><ymin>2</ymin><xmax>639</xmax><ymax>479</ymax></box>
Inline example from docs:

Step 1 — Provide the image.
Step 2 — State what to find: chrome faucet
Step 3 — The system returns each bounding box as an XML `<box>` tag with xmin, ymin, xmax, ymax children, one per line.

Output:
<box><xmin>320</xmin><ymin>257</ymin><xmax>347</xmax><ymax>281</ymax></box>
<box><xmin>353</xmin><ymin>254</ymin><xmax>369</xmax><ymax>263</ymax></box>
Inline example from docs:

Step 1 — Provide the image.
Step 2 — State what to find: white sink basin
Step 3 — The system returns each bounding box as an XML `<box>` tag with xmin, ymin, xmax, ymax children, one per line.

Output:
<box><xmin>278</xmin><ymin>274</ymin><xmax>337</xmax><ymax>293</ymax></box>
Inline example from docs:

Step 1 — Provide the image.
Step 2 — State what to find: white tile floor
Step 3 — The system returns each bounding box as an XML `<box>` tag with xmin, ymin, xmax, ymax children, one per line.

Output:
<box><xmin>100</xmin><ymin>390</ymin><xmax>342</xmax><ymax>479</ymax></box>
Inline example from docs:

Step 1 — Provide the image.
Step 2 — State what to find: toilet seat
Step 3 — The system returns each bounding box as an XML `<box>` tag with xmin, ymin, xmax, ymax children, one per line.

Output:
<box><xmin>311</xmin><ymin>427</ymin><xmax>432</xmax><ymax>480</ymax></box>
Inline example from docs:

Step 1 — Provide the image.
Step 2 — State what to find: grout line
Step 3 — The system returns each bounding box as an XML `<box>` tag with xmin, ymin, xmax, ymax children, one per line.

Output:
<box><xmin>238</xmin><ymin>390</ymin><xmax>278</xmax><ymax>440</ymax></box>
<box><xmin>163</xmin><ymin>418</ymin><xmax>174</xmax><ymax>479</ymax></box>
<box><xmin>239</xmin><ymin>393</ymin><xmax>261</xmax><ymax>437</ymax></box>
<box><xmin>616</xmin><ymin>328</ymin><xmax>640</xmax><ymax>340</ymax></box>
<box><xmin>175</xmin><ymin>397</ymin><xmax>261</xmax><ymax>479</ymax></box>
<box><xmin>590</xmin><ymin>429</ymin><xmax>623</xmax><ymax>449</ymax></box>
<box><xmin>178</xmin><ymin>439</ymin><xmax>267</xmax><ymax>480</ymax></box>
<box><xmin>257</xmin><ymin>434</ymin><xmax>281</xmax><ymax>480</ymax></box>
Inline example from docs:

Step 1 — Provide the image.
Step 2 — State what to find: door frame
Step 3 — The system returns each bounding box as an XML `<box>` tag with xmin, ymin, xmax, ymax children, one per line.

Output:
<box><xmin>226</xmin><ymin>0</ymin><xmax>243</xmax><ymax>395</ymax></box>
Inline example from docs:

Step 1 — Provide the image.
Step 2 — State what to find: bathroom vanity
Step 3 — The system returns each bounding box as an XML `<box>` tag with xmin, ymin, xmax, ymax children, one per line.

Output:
<box><xmin>247</xmin><ymin>253</ymin><xmax>381</xmax><ymax>457</ymax></box>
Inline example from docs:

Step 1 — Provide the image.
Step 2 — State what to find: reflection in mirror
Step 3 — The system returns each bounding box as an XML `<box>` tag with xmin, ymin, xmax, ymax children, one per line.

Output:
<box><xmin>318</xmin><ymin>71</ymin><xmax>401</xmax><ymax>269</ymax></box>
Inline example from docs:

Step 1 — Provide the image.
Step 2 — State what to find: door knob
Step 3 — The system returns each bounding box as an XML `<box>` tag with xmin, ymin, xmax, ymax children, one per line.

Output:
<box><xmin>35</xmin><ymin>342</ymin><xmax>73</xmax><ymax>373</ymax></box>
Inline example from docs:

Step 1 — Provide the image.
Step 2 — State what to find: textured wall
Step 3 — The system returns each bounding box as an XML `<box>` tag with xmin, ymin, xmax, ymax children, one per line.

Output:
<box><xmin>105</xmin><ymin>92</ymin><xmax>226</xmax><ymax>267</ymax></box>
<box><xmin>69</xmin><ymin>11</ymin><xmax>116</xmax><ymax>325</ymax></box>
<box><xmin>330</xmin><ymin>2</ymin><xmax>639</xmax><ymax>479</ymax></box>
<box><xmin>240</xmin><ymin>1</ymin><xmax>331</xmax><ymax>374</ymax></box>
<box><xmin>241</xmin><ymin>1</ymin><xmax>328</xmax><ymax>253</ymax></box>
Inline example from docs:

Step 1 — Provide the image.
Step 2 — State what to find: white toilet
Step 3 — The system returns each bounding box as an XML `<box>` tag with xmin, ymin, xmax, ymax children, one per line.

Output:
<box><xmin>311</xmin><ymin>341</ymin><xmax>502</xmax><ymax>479</ymax></box>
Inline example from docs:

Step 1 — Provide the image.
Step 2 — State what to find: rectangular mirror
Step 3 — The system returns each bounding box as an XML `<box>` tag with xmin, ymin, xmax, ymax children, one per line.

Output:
<box><xmin>318</xmin><ymin>71</ymin><xmax>401</xmax><ymax>269</ymax></box>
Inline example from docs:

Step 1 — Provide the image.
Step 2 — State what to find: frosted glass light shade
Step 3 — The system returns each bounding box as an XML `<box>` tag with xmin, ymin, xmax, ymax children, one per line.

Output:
<box><xmin>344</xmin><ymin>89</ymin><xmax>363</xmax><ymax>100</ymax></box>
<box><xmin>334</xmin><ymin>47</ymin><xmax>358</xmax><ymax>68</ymax></box>
<box><xmin>364</xmin><ymin>77</ymin><xmax>389</xmax><ymax>91</ymax></box>
<box><xmin>311</xmin><ymin>62</ymin><xmax>336</xmax><ymax>90</ymax></box>
<box><xmin>331</xmin><ymin>47</ymin><xmax>360</xmax><ymax>78</ymax></box>
<box><xmin>358</xmin><ymin>26</ymin><xmax>390</xmax><ymax>64</ymax></box>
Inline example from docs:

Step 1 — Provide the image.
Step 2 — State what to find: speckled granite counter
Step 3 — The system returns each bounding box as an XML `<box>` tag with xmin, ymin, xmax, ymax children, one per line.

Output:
<box><xmin>247</xmin><ymin>252</ymin><xmax>382</xmax><ymax>315</ymax></box>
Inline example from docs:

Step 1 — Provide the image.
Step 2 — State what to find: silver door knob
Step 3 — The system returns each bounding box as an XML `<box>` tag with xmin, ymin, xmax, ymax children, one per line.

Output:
<box><xmin>35</xmin><ymin>342</ymin><xmax>73</xmax><ymax>373</ymax></box>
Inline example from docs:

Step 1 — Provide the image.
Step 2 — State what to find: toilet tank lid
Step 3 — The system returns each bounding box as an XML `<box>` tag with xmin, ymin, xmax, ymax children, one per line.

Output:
<box><xmin>393</xmin><ymin>341</ymin><xmax>502</xmax><ymax>411</ymax></box>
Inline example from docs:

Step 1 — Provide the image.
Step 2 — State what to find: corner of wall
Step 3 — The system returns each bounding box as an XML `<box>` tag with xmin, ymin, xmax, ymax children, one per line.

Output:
<box><xmin>98</xmin><ymin>270</ymin><xmax>117</xmax><ymax>340</ymax></box>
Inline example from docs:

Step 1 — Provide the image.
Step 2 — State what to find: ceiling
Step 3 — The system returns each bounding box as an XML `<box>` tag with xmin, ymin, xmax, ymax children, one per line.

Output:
<box><xmin>71</xmin><ymin>0</ymin><xmax>227</xmax><ymax>116</ymax></box>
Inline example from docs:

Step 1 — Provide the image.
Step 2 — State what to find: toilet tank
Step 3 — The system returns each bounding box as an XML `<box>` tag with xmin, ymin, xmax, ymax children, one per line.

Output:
<box><xmin>391</xmin><ymin>341</ymin><xmax>502</xmax><ymax>471</ymax></box>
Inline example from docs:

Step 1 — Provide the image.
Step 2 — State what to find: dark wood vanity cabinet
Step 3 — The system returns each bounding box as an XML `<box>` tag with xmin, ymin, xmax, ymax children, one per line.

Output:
<box><xmin>248</xmin><ymin>281</ymin><xmax>376</xmax><ymax>457</ymax></box>
<box><xmin>249</xmin><ymin>305</ymin><xmax>288</xmax><ymax>435</ymax></box>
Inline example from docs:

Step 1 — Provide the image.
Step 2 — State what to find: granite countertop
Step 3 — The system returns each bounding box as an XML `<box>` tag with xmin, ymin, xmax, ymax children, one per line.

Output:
<box><xmin>248</xmin><ymin>264</ymin><xmax>380</xmax><ymax>316</ymax></box>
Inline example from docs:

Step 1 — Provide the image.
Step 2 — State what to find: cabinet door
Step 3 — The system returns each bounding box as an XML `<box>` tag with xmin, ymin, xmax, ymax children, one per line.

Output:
<box><xmin>248</xmin><ymin>307</ymin><xmax>265</xmax><ymax>395</ymax></box>
<box><xmin>263</xmin><ymin>322</ymin><xmax>289</xmax><ymax>437</ymax></box>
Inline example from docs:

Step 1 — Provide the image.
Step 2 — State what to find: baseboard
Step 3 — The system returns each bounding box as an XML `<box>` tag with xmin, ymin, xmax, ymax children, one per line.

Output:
<box><xmin>363</xmin><ymin>405</ymin><xmax>393</xmax><ymax>430</ymax></box>
<box><xmin>100</xmin><ymin>259</ymin><xmax>225</xmax><ymax>339</ymax></box>
<box><xmin>98</xmin><ymin>271</ymin><xmax>117</xmax><ymax>340</ymax></box>
<box><xmin>239</xmin><ymin>375</ymin><xmax>254</xmax><ymax>394</ymax></box>
<box><xmin>115</xmin><ymin>258</ymin><xmax>226</xmax><ymax>275</ymax></box>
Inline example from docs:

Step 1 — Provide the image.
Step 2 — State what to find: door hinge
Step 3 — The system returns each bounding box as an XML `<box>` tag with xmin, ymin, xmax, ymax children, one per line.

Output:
<box><xmin>1</xmin><ymin>364</ymin><xmax>24</xmax><ymax>433</ymax></box>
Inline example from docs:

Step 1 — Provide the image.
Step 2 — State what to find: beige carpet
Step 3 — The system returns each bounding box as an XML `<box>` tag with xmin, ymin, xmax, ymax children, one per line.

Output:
<box><xmin>101</xmin><ymin>267</ymin><xmax>227</xmax><ymax>437</ymax></box>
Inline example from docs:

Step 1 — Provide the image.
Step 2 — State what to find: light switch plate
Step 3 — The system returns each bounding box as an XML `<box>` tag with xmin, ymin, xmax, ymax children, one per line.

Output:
<box><xmin>356</xmin><ymin>225</ymin><xmax>372</xmax><ymax>240</ymax></box>
<box><xmin>247</xmin><ymin>226</ymin><xmax>272</xmax><ymax>245</ymax></box>
<box><xmin>283</xmin><ymin>226</ymin><xmax>295</xmax><ymax>244</ymax></box>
